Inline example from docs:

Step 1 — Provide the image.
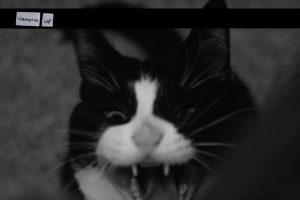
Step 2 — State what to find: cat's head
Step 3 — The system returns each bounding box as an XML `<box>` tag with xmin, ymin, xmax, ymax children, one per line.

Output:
<box><xmin>67</xmin><ymin>0</ymin><xmax>256</xmax><ymax>199</ymax></box>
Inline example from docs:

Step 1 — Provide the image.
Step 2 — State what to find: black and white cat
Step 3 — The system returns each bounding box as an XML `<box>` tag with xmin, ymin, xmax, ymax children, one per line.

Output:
<box><xmin>64</xmin><ymin>0</ymin><xmax>256</xmax><ymax>200</ymax></box>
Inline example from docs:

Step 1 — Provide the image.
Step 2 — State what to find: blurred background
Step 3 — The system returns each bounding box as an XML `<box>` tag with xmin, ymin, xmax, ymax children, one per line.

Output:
<box><xmin>0</xmin><ymin>0</ymin><xmax>300</xmax><ymax>199</ymax></box>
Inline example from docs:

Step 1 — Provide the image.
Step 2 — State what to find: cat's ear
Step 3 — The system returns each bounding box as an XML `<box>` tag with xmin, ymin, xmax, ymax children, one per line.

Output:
<box><xmin>179</xmin><ymin>0</ymin><xmax>229</xmax><ymax>79</ymax></box>
<box><xmin>180</xmin><ymin>27</ymin><xmax>230</xmax><ymax>84</ymax></box>
<box><xmin>71</xmin><ymin>29</ymin><xmax>122</xmax><ymax>87</ymax></box>
<box><xmin>179</xmin><ymin>27</ymin><xmax>230</xmax><ymax>87</ymax></box>
<box><xmin>203</xmin><ymin>0</ymin><xmax>227</xmax><ymax>9</ymax></box>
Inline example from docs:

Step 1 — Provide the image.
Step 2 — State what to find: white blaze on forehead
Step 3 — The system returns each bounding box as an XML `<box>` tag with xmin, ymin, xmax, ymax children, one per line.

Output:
<box><xmin>134</xmin><ymin>77</ymin><xmax>158</xmax><ymax>115</ymax></box>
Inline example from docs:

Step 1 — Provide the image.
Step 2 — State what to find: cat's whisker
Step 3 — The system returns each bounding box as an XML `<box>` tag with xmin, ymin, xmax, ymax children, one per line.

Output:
<box><xmin>68</xmin><ymin>142</ymin><xmax>97</xmax><ymax>150</ymax></box>
<box><xmin>93</xmin><ymin>55</ymin><xmax>120</xmax><ymax>89</ymax></box>
<box><xmin>82</xmin><ymin>67</ymin><xmax>113</xmax><ymax>87</ymax></box>
<box><xmin>174</xmin><ymin>112</ymin><xmax>181</xmax><ymax>119</ymax></box>
<box><xmin>82</xmin><ymin>74</ymin><xmax>113</xmax><ymax>93</ymax></box>
<box><xmin>84</xmin><ymin>77</ymin><xmax>114</xmax><ymax>92</ymax></box>
<box><xmin>182</xmin><ymin>41</ymin><xmax>210</xmax><ymax>86</ymax></box>
<box><xmin>189</xmin><ymin>108</ymin><xmax>255</xmax><ymax>137</ymax></box>
<box><xmin>69</xmin><ymin>142</ymin><xmax>97</xmax><ymax>146</ymax></box>
<box><xmin>96</xmin><ymin>161</ymin><xmax>111</xmax><ymax>180</ymax></box>
<box><xmin>182</xmin><ymin>41</ymin><xmax>224</xmax><ymax>88</ymax></box>
<box><xmin>186</xmin><ymin>61</ymin><xmax>219</xmax><ymax>89</ymax></box>
<box><xmin>172</xmin><ymin>105</ymin><xmax>181</xmax><ymax>114</ymax></box>
<box><xmin>88</xmin><ymin>159</ymin><xmax>100</xmax><ymax>168</ymax></box>
<box><xmin>44</xmin><ymin>152</ymin><xmax>96</xmax><ymax>178</ymax></box>
<box><xmin>192</xmin><ymin>156</ymin><xmax>216</xmax><ymax>174</ymax></box>
<box><xmin>68</xmin><ymin>135</ymin><xmax>98</xmax><ymax>140</ymax></box>
<box><xmin>34</xmin><ymin>127</ymin><xmax>68</xmax><ymax>135</ymax></box>
<box><xmin>59</xmin><ymin>177</ymin><xmax>78</xmax><ymax>200</ymax></box>
<box><xmin>56</xmin><ymin>158</ymin><xmax>109</xmax><ymax>199</ymax></box>
<box><xmin>180</xmin><ymin>47</ymin><xmax>191</xmax><ymax>87</ymax></box>
<box><xmin>193</xmin><ymin>142</ymin><xmax>239</xmax><ymax>148</ymax></box>
<box><xmin>195</xmin><ymin>149</ymin><xmax>231</xmax><ymax>164</ymax></box>
<box><xmin>189</xmin><ymin>70</ymin><xmax>228</xmax><ymax>90</ymax></box>
<box><xmin>69</xmin><ymin>144</ymin><xmax>95</xmax><ymax>148</ymax></box>
<box><xmin>68</xmin><ymin>144</ymin><xmax>96</xmax><ymax>150</ymax></box>
<box><xmin>69</xmin><ymin>129</ymin><xmax>100</xmax><ymax>138</ymax></box>
<box><xmin>57</xmin><ymin>159</ymin><xmax>100</xmax><ymax>200</ymax></box>
<box><xmin>173</xmin><ymin>105</ymin><xmax>184</xmax><ymax>120</ymax></box>
<box><xmin>76</xmin><ymin>109</ymin><xmax>101</xmax><ymax>126</ymax></box>
<box><xmin>180</xmin><ymin>109</ymin><xmax>195</xmax><ymax>128</ymax></box>
<box><xmin>69</xmin><ymin>129</ymin><xmax>96</xmax><ymax>134</ymax></box>
<box><xmin>186</xmin><ymin>95</ymin><xmax>224</xmax><ymax>128</ymax></box>
<box><xmin>97</xmin><ymin>155</ymin><xmax>109</xmax><ymax>164</ymax></box>
<box><xmin>67</xmin><ymin>152</ymin><xmax>97</xmax><ymax>163</ymax></box>
<box><xmin>181</xmin><ymin>61</ymin><xmax>196</xmax><ymax>88</ymax></box>
<box><xmin>68</xmin><ymin>146</ymin><xmax>95</xmax><ymax>151</ymax></box>
<box><xmin>81</xmin><ymin>68</ymin><xmax>114</xmax><ymax>91</ymax></box>
<box><xmin>184</xmin><ymin>161</ymin><xmax>195</xmax><ymax>172</ymax></box>
<box><xmin>68</xmin><ymin>133</ymin><xmax>98</xmax><ymax>138</ymax></box>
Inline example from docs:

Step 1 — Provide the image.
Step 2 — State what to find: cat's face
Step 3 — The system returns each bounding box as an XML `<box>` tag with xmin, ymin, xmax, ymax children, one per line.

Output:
<box><xmin>68</xmin><ymin>29</ymin><xmax>255</xmax><ymax>200</ymax></box>
<box><xmin>67</xmin><ymin>2</ymin><xmax>255</xmax><ymax>199</ymax></box>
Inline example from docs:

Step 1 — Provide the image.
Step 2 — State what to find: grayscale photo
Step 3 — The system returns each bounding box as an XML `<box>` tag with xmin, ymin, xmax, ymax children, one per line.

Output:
<box><xmin>0</xmin><ymin>0</ymin><xmax>300</xmax><ymax>200</ymax></box>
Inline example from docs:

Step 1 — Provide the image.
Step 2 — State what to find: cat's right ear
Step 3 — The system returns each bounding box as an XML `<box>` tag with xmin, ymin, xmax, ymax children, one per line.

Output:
<box><xmin>71</xmin><ymin>29</ymin><xmax>122</xmax><ymax>87</ymax></box>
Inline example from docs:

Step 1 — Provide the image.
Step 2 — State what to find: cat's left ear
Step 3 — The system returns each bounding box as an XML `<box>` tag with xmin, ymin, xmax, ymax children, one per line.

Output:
<box><xmin>178</xmin><ymin>26</ymin><xmax>230</xmax><ymax>88</ymax></box>
<box><xmin>179</xmin><ymin>27</ymin><xmax>230</xmax><ymax>86</ymax></box>
<box><xmin>184</xmin><ymin>27</ymin><xmax>230</xmax><ymax>67</ymax></box>
<box><xmin>178</xmin><ymin>0</ymin><xmax>230</xmax><ymax>85</ymax></box>
<box><xmin>71</xmin><ymin>29</ymin><xmax>123</xmax><ymax>86</ymax></box>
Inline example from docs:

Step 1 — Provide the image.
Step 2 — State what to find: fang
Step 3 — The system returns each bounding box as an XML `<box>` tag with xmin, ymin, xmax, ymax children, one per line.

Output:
<box><xmin>132</xmin><ymin>165</ymin><xmax>138</xmax><ymax>177</ymax></box>
<box><xmin>164</xmin><ymin>165</ymin><xmax>170</xmax><ymax>176</ymax></box>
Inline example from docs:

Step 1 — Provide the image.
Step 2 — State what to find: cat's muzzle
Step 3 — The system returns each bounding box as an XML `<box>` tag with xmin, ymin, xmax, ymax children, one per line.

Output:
<box><xmin>123</xmin><ymin>164</ymin><xmax>204</xmax><ymax>200</ymax></box>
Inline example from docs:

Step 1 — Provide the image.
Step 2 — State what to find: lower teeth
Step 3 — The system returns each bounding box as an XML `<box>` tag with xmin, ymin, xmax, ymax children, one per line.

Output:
<box><xmin>179</xmin><ymin>183</ymin><xmax>188</xmax><ymax>196</ymax></box>
<box><xmin>129</xmin><ymin>177</ymin><xmax>192</xmax><ymax>200</ymax></box>
<box><xmin>130</xmin><ymin>177</ymin><xmax>142</xmax><ymax>200</ymax></box>
<box><xmin>129</xmin><ymin>166</ymin><xmax>191</xmax><ymax>200</ymax></box>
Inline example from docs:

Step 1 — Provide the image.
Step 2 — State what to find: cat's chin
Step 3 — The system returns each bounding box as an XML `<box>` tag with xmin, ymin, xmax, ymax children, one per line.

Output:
<box><xmin>103</xmin><ymin>163</ymin><xmax>206</xmax><ymax>200</ymax></box>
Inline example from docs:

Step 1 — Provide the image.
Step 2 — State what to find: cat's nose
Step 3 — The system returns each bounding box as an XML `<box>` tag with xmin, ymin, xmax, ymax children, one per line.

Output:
<box><xmin>132</xmin><ymin>123</ymin><xmax>163</xmax><ymax>153</ymax></box>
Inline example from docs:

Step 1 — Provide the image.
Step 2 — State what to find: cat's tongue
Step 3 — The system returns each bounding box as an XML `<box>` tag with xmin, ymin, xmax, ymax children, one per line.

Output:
<box><xmin>141</xmin><ymin>168</ymin><xmax>178</xmax><ymax>200</ymax></box>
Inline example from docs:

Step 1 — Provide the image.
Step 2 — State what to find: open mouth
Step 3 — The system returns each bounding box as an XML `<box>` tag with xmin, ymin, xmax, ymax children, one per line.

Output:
<box><xmin>105</xmin><ymin>163</ymin><xmax>205</xmax><ymax>200</ymax></box>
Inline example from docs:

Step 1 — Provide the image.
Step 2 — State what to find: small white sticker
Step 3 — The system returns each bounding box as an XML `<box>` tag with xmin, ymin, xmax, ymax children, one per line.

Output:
<box><xmin>42</xmin><ymin>13</ymin><xmax>54</xmax><ymax>27</ymax></box>
<box><xmin>16</xmin><ymin>12</ymin><xmax>40</xmax><ymax>27</ymax></box>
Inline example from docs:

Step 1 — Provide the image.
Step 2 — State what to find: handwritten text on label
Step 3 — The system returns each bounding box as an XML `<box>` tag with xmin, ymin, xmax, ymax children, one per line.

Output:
<box><xmin>16</xmin><ymin>12</ymin><xmax>41</xmax><ymax>27</ymax></box>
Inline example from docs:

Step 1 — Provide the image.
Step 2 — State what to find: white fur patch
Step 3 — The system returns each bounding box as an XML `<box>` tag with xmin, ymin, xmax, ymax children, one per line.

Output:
<box><xmin>75</xmin><ymin>167</ymin><xmax>132</xmax><ymax>200</ymax></box>
<box><xmin>96</xmin><ymin>76</ymin><xmax>194</xmax><ymax>166</ymax></box>
<box><xmin>134</xmin><ymin>77</ymin><xmax>157</xmax><ymax>116</ymax></box>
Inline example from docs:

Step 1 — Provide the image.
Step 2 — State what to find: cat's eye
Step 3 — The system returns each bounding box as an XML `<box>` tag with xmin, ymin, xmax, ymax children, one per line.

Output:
<box><xmin>104</xmin><ymin>110</ymin><xmax>127</xmax><ymax>124</ymax></box>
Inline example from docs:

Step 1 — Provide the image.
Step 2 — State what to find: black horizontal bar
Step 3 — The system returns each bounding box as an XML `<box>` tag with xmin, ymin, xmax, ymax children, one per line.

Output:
<box><xmin>1</xmin><ymin>9</ymin><xmax>300</xmax><ymax>28</ymax></box>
